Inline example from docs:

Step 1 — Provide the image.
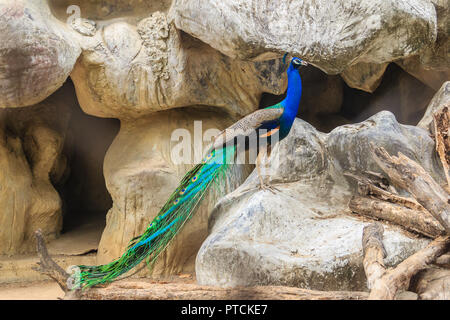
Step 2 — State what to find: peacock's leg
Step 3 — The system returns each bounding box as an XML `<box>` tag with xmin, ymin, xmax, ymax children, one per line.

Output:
<box><xmin>256</xmin><ymin>146</ymin><xmax>280</xmax><ymax>193</ymax></box>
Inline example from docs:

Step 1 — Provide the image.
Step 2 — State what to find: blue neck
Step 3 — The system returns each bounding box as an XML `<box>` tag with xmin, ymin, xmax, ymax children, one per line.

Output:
<box><xmin>279</xmin><ymin>66</ymin><xmax>302</xmax><ymax>138</ymax></box>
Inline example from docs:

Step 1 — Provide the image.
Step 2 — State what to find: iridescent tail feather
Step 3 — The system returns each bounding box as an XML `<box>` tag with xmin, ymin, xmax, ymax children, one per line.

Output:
<box><xmin>75</xmin><ymin>146</ymin><xmax>236</xmax><ymax>289</ymax></box>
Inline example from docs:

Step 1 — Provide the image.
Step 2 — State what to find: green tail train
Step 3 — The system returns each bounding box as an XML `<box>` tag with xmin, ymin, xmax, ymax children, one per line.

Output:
<box><xmin>74</xmin><ymin>146</ymin><xmax>236</xmax><ymax>289</ymax></box>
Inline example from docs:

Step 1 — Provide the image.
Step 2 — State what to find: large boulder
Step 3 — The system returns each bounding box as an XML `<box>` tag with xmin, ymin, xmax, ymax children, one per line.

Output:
<box><xmin>0</xmin><ymin>0</ymin><xmax>80</xmax><ymax>108</ymax></box>
<box><xmin>70</xmin><ymin>11</ymin><xmax>286</xmax><ymax>119</ymax></box>
<box><xmin>0</xmin><ymin>82</ymin><xmax>75</xmax><ymax>255</ymax></box>
<box><xmin>196</xmin><ymin>111</ymin><xmax>442</xmax><ymax>290</ymax></box>
<box><xmin>170</xmin><ymin>0</ymin><xmax>437</xmax><ymax>74</ymax></box>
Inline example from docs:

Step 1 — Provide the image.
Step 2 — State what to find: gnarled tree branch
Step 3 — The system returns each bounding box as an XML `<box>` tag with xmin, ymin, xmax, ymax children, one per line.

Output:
<box><xmin>371</xmin><ymin>146</ymin><xmax>450</xmax><ymax>234</ymax></box>
<box><xmin>362</xmin><ymin>222</ymin><xmax>450</xmax><ymax>300</ymax></box>
<box><xmin>32</xmin><ymin>229</ymin><xmax>69</xmax><ymax>292</ymax></box>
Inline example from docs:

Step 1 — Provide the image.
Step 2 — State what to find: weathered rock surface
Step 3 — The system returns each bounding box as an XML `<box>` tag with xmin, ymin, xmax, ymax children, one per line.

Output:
<box><xmin>396</xmin><ymin>0</ymin><xmax>449</xmax><ymax>91</ymax></box>
<box><xmin>196</xmin><ymin>111</ymin><xmax>442</xmax><ymax>291</ymax></box>
<box><xmin>418</xmin><ymin>0</ymin><xmax>449</xmax><ymax>71</ymax></box>
<box><xmin>397</xmin><ymin>56</ymin><xmax>450</xmax><ymax>91</ymax></box>
<box><xmin>0</xmin><ymin>0</ymin><xmax>80</xmax><ymax>108</ymax></box>
<box><xmin>341</xmin><ymin>62</ymin><xmax>389</xmax><ymax>93</ymax></box>
<box><xmin>0</xmin><ymin>0</ymin><xmax>447</xmax><ymax>291</ymax></box>
<box><xmin>70</xmin><ymin>12</ymin><xmax>286</xmax><ymax>119</ymax></box>
<box><xmin>0</xmin><ymin>82</ymin><xmax>75</xmax><ymax>255</ymax></box>
<box><xmin>170</xmin><ymin>0</ymin><xmax>437</xmax><ymax>74</ymax></box>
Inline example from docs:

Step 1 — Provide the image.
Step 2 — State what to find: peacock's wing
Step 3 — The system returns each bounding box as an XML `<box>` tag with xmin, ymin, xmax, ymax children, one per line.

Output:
<box><xmin>212</xmin><ymin>105</ymin><xmax>283</xmax><ymax>149</ymax></box>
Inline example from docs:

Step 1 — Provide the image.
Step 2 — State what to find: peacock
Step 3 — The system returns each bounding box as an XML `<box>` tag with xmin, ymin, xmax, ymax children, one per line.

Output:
<box><xmin>73</xmin><ymin>56</ymin><xmax>308</xmax><ymax>289</ymax></box>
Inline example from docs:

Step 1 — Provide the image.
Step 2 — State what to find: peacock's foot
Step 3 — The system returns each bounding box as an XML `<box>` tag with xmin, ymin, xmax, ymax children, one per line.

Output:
<box><xmin>258</xmin><ymin>181</ymin><xmax>281</xmax><ymax>194</ymax></box>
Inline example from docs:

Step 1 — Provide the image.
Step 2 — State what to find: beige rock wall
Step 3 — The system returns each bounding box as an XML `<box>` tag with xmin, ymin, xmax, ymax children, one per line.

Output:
<box><xmin>0</xmin><ymin>83</ymin><xmax>74</xmax><ymax>255</ymax></box>
<box><xmin>0</xmin><ymin>0</ymin><xmax>447</xmax><ymax>284</ymax></box>
<box><xmin>0</xmin><ymin>0</ymin><xmax>80</xmax><ymax>108</ymax></box>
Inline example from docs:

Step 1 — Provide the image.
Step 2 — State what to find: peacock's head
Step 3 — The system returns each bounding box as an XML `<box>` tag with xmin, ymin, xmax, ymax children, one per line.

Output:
<box><xmin>291</xmin><ymin>57</ymin><xmax>308</xmax><ymax>69</ymax></box>
<box><xmin>283</xmin><ymin>54</ymin><xmax>308</xmax><ymax>73</ymax></box>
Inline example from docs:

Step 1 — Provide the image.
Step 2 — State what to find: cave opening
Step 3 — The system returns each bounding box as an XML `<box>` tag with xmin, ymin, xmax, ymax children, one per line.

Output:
<box><xmin>259</xmin><ymin>63</ymin><xmax>436</xmax><ymax>133</ymax></box>
<box><xmin>53</xmin><ymin>79</ymin><xmax>120</xmax><ymax>250</ymax></box>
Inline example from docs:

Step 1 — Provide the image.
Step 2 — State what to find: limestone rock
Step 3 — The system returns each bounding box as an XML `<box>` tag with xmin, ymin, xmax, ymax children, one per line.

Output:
<box><xmin>327</xmin><ymin>112</ymin><xmax>445</xmax><ymax>184</ymax></box>
<box><xmin>0</xmin><ymin>0</ymin><xmax>81</xmax><ymax>108</ymax></box>
<box><xmin>0</xmin><ymin>82</ymin><xmax>74</xmax><ymax>255</ymax></box>
<box><xmin>396</xmin><ymin>0</ymin><xmax>449</xmax><ymax>91</ymax></box>
<box><xmin>196</xmin><ymin>112</ymin><xmax>440</xmax><ymax>290</ymax></box>
<box><xmin>418</xmin><ymin>0</ymin><xmax>450</xmax><ymax>71</ymax></box>
<box><xmin>48</xmin><ymin>0</ymin><xmax>172</xmax><ymax>21</ymax></box>
<box><xmin>397</xmin><ymin>56</ymin><xmax>450</xmax><ymax>91</ymax></box>
<box><xmin>341</xmin><ymin>63</ymin><xmax>389</xmax><ymax>93</ymax></box>
<box><xmin>70</xmin><ymin>12</ymin><xmax>286</xmax><ymax>119</ymax></box>
<box><xmin>170</xmin><ymin>0</ymin><xmax>437</xmax><ymax>74</ymax></box>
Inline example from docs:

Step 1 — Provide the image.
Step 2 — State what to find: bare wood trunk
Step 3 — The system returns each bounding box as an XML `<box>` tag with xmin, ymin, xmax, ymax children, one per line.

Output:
<box><xmin>433</xmin><ymin>107</ymin><xmax>450</xmax><ymax>189</ymax></box>
<box><xmin>350</xmin><ymin>196</ymin><xmax>445</xmax><ymax>238</ymax></box>
<box><xmin>73</xmin><ymin>280</ymin><xmax>369</xmax><ymax>300</ymax></box>
<box><xmin>362</xmin><ymin>223</ymin><xmax>386</xmax><ymax>289</ymax></box>
<box><xmin>371</xmin><ymin>146</ymin><xmax>450</xmax><ymax>233</ymax></box>
<box><xmin>368</xmin><ymin>235</ymin><xmax>450</xmax><ymax>299</ymax></box>
<box><xmin>32</xmin><ymin>229</ymin><xmax>69</xmax><ymax>292</ymax></box>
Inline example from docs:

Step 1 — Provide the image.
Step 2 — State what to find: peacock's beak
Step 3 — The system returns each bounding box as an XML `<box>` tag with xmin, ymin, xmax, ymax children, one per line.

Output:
<box><xmin>300</xmin><ymin>60</ymin><xmax>308</xmax><ymax>66</ymax></box>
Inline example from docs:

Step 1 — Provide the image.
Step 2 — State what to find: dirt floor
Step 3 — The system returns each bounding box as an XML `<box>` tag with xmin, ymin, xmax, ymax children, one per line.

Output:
<box><xmin>0</xmin><ymin>281</ymin><xmax>64</xmax><ymax>300</ymax></box>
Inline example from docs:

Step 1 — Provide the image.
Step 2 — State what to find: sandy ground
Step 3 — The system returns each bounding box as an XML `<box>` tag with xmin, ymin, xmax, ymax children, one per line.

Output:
<box><xmin>0</xmin><ymin>281</ymin><xmax>64</xmax><ymax>300</ymax></box>
<box><xmin>0</xmin><ymin>275</ymin><xmax>196</xmax><ymax>300</ymax></box>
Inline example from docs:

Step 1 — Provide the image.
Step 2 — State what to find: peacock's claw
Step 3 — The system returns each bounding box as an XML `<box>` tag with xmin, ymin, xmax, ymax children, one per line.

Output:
<box><xmin>258</xmin><ymin>182</ymin><xmax>280</xmax><ymax>194</ymax></box>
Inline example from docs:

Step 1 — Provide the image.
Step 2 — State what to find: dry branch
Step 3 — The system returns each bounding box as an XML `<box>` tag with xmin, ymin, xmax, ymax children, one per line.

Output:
<box><xmin>32</xmin><ymin>229</ymin><xmax>69</xmax><ymax>292</ymax></box>
<box><xmin>73</xmin><ymin>280</ymin><xmax>368</xmax><ymax>300</ymax></box>
<box><xmin>433</xmin><ymin>107</ymin><xmax>450</xmax><ymax>189</ymax></box>
<box><xmin>371</xmin><ymin>146</ymin><xmax>450</xmax><ymax>233</ymax></box>
<box><xmin>368</xmin><ymin>235</ymin><xmax>450</xmax><ymax>299</ymax></box>
<box><xmin>350</xmin><ymin>196</ymin><xmax>445</xmax><ymax>238</ymax></box>
<box><xmin>362</xmin><ymin>223</ymin><xmax>386</xmax><ymax>289</ymax></box>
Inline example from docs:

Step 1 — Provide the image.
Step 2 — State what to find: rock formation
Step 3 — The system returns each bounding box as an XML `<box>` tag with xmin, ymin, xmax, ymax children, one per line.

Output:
<box><xmin>0</xmin><ymin>0</ymin><xmax>448</xmax><ymax>294</ymax></box>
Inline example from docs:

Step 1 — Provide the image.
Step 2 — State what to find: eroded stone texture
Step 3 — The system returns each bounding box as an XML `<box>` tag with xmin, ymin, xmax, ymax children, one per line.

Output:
<box><xmin>397</xmin><ymin>56</ymin><xmax>450</xmax><ymax>91</ymax></box>
<box><xmin>341</xmin><ymin>62</ymin><xmax>389</xmax><ymax>93</ymax></box>
<box><xmin>48</xmin><ymin>0</ymin><xmax>172</xmax><ymax>21</ymax></box>
<box><xmin>70</xmin><ymin>11</ymin><xmax>287</xmax><ymax>119</ymax></box>
<box><xmin>0</xmin><ymin>83</ymin><xmax>74</xmax><ymax>255</ymax></box>
<box><xmin>396</xmin><ymin>0</ymin><xmax>449</xmax><ymax>91</ymax></box>
<box><xmin>419</xmin><ymin>0</ymin><xmax>449</xmax><ymax>71</ymax></box>
<box><xmin>0</xmin><ymin>0</ymin><xmax>81</xmax><ymax>108</ymax></box>
<box><xmin>98</xmin><ymin>107</ymin><xmax>252</xmax><ymax>275</ymax></box>
<box><xmin>171</xmin><ymin>0</ymin><xmax>437</xmax><ymax>74</ymax></box>
<box><xmin>196</xmin><ymin>112</ymin><xmax>440</xmax><ymax>290</ymax></box>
